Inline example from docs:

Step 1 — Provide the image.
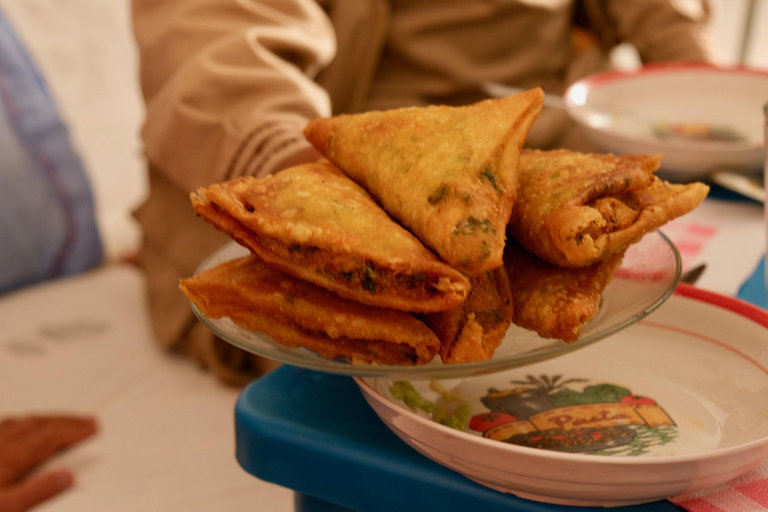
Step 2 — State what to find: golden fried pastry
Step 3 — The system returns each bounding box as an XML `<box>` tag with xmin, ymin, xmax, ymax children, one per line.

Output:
<box><xmin>425</xmin><ymin>266</ymin><xmax>514</xmax><ymax>364</ymax></box>
<box><xmin>180</xmin><ymin>255</ymin><xmax>442</xmax><ymax>366</ymax></box>
<box><xmin>303</xmin><ymin>88</ymin><xmax>545</xmax><ymax>276</ymax></box>
<box><xmin>191</xmin><ymin>160</ymin><xmax>470</xmax><ymax>313</ymax></box>
<box><xmin>503</xmin><ymin>240</ymin><xmax>625</xmax><ymax>342</ymax></box>
<box><xmin>509</xmin><ymin>149</ymin><xmax>709</xmax><ymax>268</ymax></box>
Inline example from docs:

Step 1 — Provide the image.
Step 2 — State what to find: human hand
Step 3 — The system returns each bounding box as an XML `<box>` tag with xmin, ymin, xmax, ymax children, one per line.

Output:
<box><xmin>0</xmin><ymin>415</ymin><xmax>97</xmax><ymax>512</ymax></box>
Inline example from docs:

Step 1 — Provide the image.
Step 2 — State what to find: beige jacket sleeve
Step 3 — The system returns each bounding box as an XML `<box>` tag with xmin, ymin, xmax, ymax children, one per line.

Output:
<box><xmin>132</xmin><ymin>0</ymin><xmax>336</xmax><ymax>191</ymax></box>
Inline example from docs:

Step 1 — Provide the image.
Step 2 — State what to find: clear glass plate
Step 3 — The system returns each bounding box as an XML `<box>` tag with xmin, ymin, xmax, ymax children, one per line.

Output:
<box><xmin>190</xmin><ymin>230</ymin><xmax>681</xmax><ymax>379</ymax></box>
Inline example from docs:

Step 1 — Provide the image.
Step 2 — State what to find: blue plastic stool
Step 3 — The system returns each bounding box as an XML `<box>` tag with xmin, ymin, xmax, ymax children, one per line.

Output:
<box><xmin>235</xmin><ymin>367</ymin><xmax>684</xmax><ymax>512</ymax></box>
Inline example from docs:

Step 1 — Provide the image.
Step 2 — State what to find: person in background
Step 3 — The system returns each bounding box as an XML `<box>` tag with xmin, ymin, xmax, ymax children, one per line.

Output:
<box><xmin>0</xmin><ymin>9</ymin><xmax>101</xmax><ymax>511</ymax></box>
<box><xmin>130</xmin><ymin>0</ymin><xmax>721</xmax><ymax>386</ymax></box>
<box><xmin>0</xmin><ymin>415</ymin><xmax>97</xmax><ymax>512</ymax></box>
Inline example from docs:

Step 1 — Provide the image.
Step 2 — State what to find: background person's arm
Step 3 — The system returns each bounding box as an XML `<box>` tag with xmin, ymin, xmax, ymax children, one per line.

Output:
<box><xmin>131</xmin><ymin>0</ymin><xmax>336</xmax><ymax>191</ymax></box>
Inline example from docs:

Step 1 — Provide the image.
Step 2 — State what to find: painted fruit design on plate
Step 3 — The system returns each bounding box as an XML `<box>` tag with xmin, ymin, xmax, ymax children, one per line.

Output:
<box><xmin>391</xmin><ymin>375</ymin><xmax>678</xmax><ymax>456</ymax></box>
<box><xmin>472</xmin><ymin>375</ymin><xmax>677</xmax><ymax>455</ymax></box>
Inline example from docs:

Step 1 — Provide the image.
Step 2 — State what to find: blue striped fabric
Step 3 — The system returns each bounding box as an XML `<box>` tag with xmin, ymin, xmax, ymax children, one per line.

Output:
<box><xmin>0</xmin><ymin>6</ymin><xmax>102</xmax><ymax>293</ymax></box>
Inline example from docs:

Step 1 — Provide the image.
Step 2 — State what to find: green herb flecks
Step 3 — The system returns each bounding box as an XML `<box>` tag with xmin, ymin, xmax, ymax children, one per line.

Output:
<box><xmin>410</xmin><ymin>273</ymin><xmax>427</xmax><ymax>288</ymax></box>
<box><xmin>362</xmin><ymin>262</ymin><xmax>377</xmax><ymax>294</ymax></box>
<box><xmin>400</xmin><ymin>273</ymin><xmax>428</xmax><ymax>289</ymax></box>
<box><xmin>480</xmin><ymin>241</ymin><xmax>490</xmax><ymax>259</ymax></box>
<box><xmin>428</xmin><ymin>185</ymin><xmax>448</xmax><ymax>205</ymax></box>
<box><xmin>453</xmin><ymin>216</ymin><xmax>495</xmax><ymax>236</ymax></box>
<box><xmin>474</xmin><ymin>308</ymin><xmax>503</xmax><ymax>325</ymax></box>
<box><xmin>288</xmin><ymin>244</ymin><xmax>319</xmax><ymax>254</ymax></box>
<box><xmin>481</xmin><ymin>165</ymin><xmax>501</xmax><ymax>193</ymax></box>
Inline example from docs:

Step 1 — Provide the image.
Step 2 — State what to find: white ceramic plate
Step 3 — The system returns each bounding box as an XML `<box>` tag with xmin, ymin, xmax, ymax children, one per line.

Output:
<box><xmin>356</xmin><ymin>284</ymin><xmax>768</xmax><ymax>506</ymax></box>
<box><xmin>564</xmin><ymin>64</ymin><xmax>768</xmax><ymax>178</ymax></box>
<box><xmin>192</xmin><ymin>231</ymin><xmax>679</xmax><ymax>379</ymax></box>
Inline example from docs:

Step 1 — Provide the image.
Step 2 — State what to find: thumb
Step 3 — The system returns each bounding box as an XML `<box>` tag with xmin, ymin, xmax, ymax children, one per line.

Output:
<box><xmin>0</xmin><ymin>469</ymin><xmax>73</xmax><ymax>512</ymax></box>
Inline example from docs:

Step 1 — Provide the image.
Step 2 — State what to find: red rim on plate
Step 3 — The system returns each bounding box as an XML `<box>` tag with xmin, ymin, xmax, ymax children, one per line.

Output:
<box><xmin>673</xmin><ymin>282</ymin><xmax>768</xmax><ymax>329</ymax></box>
<box><xmin>570</xmin><ymin>63</ymin><xmax>768</xmax><ymax>91</ymax></box>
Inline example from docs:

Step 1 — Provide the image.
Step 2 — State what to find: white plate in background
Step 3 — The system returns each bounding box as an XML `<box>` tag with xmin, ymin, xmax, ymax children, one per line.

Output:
<box><xmin>564</xmin><ymin>64</ymin><xmax>768</xmax><ymax>179</ymax></box>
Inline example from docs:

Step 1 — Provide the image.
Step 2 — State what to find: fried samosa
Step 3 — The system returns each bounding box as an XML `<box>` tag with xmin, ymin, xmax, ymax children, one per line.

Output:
<box><xmin>304</xmin><ymin>88</ymin><xmax>545</xmax><ymax>276</ymax></box>
<box><xmin>191</xmin><ymin>161</ymin><xmax>470</xmax><ymax>313</ymax></box>
<box><xmin>508</xmin><ymin>149</ymin><xmax>709</xmax><ymax>268</ymax></box>
<box><xmin>180</xmin><ymin>255</ymin><xmax>442</xmax><ymax>366</ymax></box>
<box><xmin>425</xmin><ymin>266</ymin><xmax>514</xmax><ymax>364</ymax></box>
<box><xmin>503</xmin><ymin>240</ymin><xmax>625</xmax><ymax>342</ymax></box>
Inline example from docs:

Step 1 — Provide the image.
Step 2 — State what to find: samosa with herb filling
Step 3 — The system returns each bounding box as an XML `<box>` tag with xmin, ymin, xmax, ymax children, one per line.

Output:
<box><xmin>180</xmin><ymin>255</ymin><xmax>442</xmax><ymax>365</ymax></box>
<box><xmin>191</xmin><ymin>161</ymin><xmax>470</xmax><ymax>313</ymax></box>
<box><xmin>304</xmin><ymin>88</ymin><xmax>545</xmax><ymax>276</ymax></box>
<box><xmin>503</xmin><ymin>239</ymin><xmax>625</xmax><ymax>342</ymax></box>
<box><xmin>425</xmin><ymin>265</ymin><xmax>514</xmax><ymax>364</ymax></box>
<box><xmin>508</xmin><ymin>149</ymin><xmax>709</xmax><ymax>268</ymax></box>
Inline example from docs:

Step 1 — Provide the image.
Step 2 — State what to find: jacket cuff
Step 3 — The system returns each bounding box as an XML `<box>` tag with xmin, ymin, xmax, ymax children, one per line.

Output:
<box><xmin>227</xmin><ymin>114</ymin><xmax>317</xmax><ymax>179</ymax></box>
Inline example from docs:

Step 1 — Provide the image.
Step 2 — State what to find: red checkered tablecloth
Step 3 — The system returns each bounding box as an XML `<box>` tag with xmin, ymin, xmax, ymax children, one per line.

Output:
<box><xmin>670</xmin><ymin>460</ymin><xmax>768</xmax><ymax>511</ymax></box>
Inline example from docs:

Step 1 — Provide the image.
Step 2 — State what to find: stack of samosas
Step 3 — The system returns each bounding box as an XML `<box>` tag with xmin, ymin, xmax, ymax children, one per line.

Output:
<box><xmin>180</xmin><ymin>88</ymin><xmax>709</xmax><ymax>366</ymax></box>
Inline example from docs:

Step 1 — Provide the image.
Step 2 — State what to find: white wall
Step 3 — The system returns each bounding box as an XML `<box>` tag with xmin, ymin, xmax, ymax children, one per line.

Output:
<box><xmin>710</xmin><ymin>0</ymin><xmax>768</xmax><ymax>67</ymax></box>
<box><xmin>610</xmin><ymin>0</ymin><xmax>768</xmax><ymax>70</ymax></box>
